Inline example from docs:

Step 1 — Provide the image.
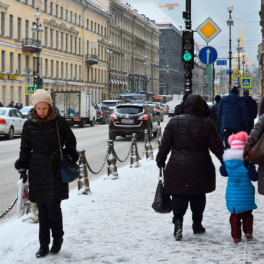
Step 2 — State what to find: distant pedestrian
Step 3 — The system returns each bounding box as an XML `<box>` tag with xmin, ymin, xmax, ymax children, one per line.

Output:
<box><xmin>0</xmin><ymin>102</ymin><xmax>3</xmax><ymax>107</ymax></box>
<box><xmin>156</xmin><ymin>95</ymin><xmax>224</xmax><ymax>241</ymax></box>
<box><xmin>19</xmin><ymin>103</ymin><xmax>23</xmax><ymax>110</ymax></box>
<box><xmin>174</xmin><ymin>93</ymin><xmax>189</xmax><ymax>116</ymax></box>
<box><xmin>217</xmin><ymin>85</ymin><xmax>248</xmax><ymax>148</ymax></box>
<box><xmin>15</xmin><ymin>103</ymin><xmax>20</xmax><ymax>109</ymax></box>
<box><xmin>209</xmin><ymin>95</ymin><xmax>224</xmax><ymax>142</ymax></box>
<box><xmin>220</xmin><ymin>132</ymin><xmax>258</xmax><ymax>242</ymax></box>
<box><xmin>9</xmin><ymin>101</ymin><xmax>14</xmax><ymax>108</ymax></box>
<box><xmin>242</xmin><ymin>89</ymin><xmax>258</xmax><ymax>134</ymax></box>
<box><xmin>14</xmin><ymin>89</ymin><xmax>79</xmax><ymax>258</ymax></box>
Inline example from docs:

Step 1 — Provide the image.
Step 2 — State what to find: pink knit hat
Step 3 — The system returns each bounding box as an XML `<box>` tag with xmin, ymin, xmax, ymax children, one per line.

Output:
<box><xmin>228</xmin><ymin>132</ymin><xmax>248</xmax><ymax>150</ymax></box>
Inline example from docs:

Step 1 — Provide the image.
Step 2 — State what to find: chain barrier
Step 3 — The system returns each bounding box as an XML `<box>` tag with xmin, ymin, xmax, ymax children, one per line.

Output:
<box><xmin>112</xmin><ymin>139</ymin><xmax>134</xmax><ymax>162</ymax></box>
<box><xmin>85</xmin><ymin>149</ymin><xmax>109</xmax><ymax>175</ymax></box>
<box><xmin>0</xmin><ymin>195</ymin><xmax>18</xmax><ymax>218</ymax></box>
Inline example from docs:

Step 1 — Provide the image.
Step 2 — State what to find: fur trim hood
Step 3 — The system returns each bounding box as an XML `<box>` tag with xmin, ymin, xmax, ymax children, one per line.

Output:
<box><xmin>223</xmin><ymin>149</ymin><xmax>244</xmax><ymax>161</ymax></box>
<box><xmin>27</xmin><ymin>105</ymin><xmax>59</xmax><ymax>122</ymax></box>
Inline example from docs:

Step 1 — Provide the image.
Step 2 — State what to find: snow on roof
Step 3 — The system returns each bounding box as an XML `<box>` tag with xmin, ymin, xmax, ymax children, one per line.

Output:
<box><xmin>121</xmin><ymin>1</ymin><xmax>179</xmax><ymax>29</ymax></box>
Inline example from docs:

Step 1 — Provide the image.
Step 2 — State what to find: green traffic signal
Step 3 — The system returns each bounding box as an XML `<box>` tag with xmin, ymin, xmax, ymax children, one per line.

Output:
<box><xmin>34</xmin><ymin>84</ymin><xmax>37</xmax><ymax>88</ymax></box>
<box><xmin>183</xmin><ymin>52</ymin><xmax>192</xmax><ymax>62</ymax></box>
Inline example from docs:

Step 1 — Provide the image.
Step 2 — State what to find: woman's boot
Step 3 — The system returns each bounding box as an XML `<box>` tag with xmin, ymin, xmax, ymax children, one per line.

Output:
<box><xmin>50</xmin><ymin>238</ymin><xmax>63</xmax><ymax>254</ymax></box>
<box><xmin>192</xmin><ymin>221</ymin><xmax>206</xmax><ymax>234</ymax></box>
<box><xmin>36</xmin><ymin>246</ymin><xmax>49</xmax><ymax>258</ymax></box>
<box><xmin>173</xmin><ymin>219</ymin><xmax>183</xmax><ymax>241</ymax></box>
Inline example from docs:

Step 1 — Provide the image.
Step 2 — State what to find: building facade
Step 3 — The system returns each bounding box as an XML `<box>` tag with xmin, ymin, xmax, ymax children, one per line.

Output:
<box><xmin>157</xmin><ymin>22</ymin><xmax>184</xmax><ymax>95</ymax></box>
<box><xmin>0</xmin><ymin>0</ymin><xmax>111</xmax><ymax>106</ymax></box>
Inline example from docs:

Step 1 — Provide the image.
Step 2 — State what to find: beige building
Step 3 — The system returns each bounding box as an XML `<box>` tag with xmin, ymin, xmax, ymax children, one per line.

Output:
<box><xmin>90</xmin><ymin>0</ymin><xmax>160</xmax><ymax>100</ymax></box>
<box><xmin>0</xmin><ymin>0</ymin><xmax>111</xmax><ymax>106</ymax></box>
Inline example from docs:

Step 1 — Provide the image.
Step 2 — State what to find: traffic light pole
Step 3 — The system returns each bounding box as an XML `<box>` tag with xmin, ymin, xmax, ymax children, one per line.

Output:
<box><xmin>182</xmin><ymin>0</ymin><xmax>193</xmax><ymax>95</ymax></box>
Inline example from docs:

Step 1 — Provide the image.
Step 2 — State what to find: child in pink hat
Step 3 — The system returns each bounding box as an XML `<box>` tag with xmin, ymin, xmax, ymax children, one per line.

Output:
<box><xmin>220</xmin><ymin>131</ymin><xmax>258</xmax><ymax>242</ymax></box>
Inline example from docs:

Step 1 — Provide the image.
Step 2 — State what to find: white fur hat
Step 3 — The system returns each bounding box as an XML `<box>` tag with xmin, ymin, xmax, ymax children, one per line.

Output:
<box><xmin>32</xmin><ymin>89</ymin><xmax>52</xmax><ymax>107</ymax></box>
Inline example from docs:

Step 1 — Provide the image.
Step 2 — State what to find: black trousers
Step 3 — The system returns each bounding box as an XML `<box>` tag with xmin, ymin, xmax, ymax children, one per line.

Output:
<box><xmin>171</xmin><ymin>194</ymin><xmax>206</xmax><ymax>223</ymax></box>
<box><xmin>37</xmin><ymin>200</ymin><xmax>64</xmax><ymax>247</ymax></box>
<box><xmin>246</xmin><ymin>121</ymin><xmax>254</xmax><ymax>135</ymax></box>
<box><xmin>223</xmin><ymin>129</ymin><xmax>240</xmax><ymax>148</ymax></box>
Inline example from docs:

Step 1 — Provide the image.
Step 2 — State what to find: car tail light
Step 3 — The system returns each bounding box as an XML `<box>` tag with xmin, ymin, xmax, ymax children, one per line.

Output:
<box><xmin>110</xmin><ymin>114</ymin><xmax>116</xmax><ymax>119</ymax></box>
<box><xmin>74</xmin><ymin>118</ymin><xmax>80</xmax><ymax>121</ymax></box>
<box><xmin>164</xmin><ymin>108</ymin><xmax>167</xmax><ymax>111</ymax></box>
<box><xmin>0</xmin><ymin>118</ymin><xmax>6</xmax><ymax>124</ymax></box>
<box><xmin>138</xmin><ymin>115</ymin><xmax>148</xmax><ymax>120</ymax></box>
<box><xmin>167</xmin><ymin>105</ymin><xmax>170</xmax><ymax>110</ymax></box>
<box><xmin>101</xmin><ymin>111</ymin><xmax>103</xmax><ymax>116</ymax></box>
<box><xmin>154</xmin><ymin>110</ymin><xmax>157</xmax><ymax>113</ymax></box>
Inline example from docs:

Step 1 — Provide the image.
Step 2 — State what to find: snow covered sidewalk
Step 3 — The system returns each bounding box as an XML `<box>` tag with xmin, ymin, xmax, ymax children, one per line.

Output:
<box><xmin>1</xmin><ymin>150</ymin><xmax>264</xmax><ymax>264</ymax></box>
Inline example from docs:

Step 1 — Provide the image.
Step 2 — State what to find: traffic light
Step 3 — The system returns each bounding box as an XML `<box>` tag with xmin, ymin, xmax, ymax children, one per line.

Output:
<box><xmin>33</xmin><ymin>76</ymin><xmax>38</xmax><ymax>89</ymax></box>
<box><xmin>37</xmin><ymin>76</ymin><xmax>43</xmax><ymax>89</ymax></box>
<box><xmin>182</xmin><ymin>30</ymin><xmax>194</xmax><ymax>69</ymax></box>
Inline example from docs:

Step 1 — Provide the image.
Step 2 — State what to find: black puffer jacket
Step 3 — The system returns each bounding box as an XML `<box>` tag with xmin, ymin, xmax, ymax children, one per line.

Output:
<box><xmin>242</xmin><ymin>96</ymin><xmax>258</xmax><ymax>123</ymax></box>
<box><xmin>16</xmin><ymin>107</ymin><xmax>78</xmax><ymax>204</ymax></box>
<box><xmin>209</xmin><ymin>102</ymin><xmax>221</xmax><ymax>126</ymax></box>
<box><xmin>156</xmin><ymin>95</ymin><xmax>224</xmax><ymax>195</ymax></box>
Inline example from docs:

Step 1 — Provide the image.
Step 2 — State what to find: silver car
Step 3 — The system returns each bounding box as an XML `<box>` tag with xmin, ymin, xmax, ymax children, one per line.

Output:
<box><xmin>0</xmin><ymin>107</ymin><xmax>27</xmax><ymax>139</ymax></box>
<box><xmin>20</xmin><ymin>106</ymin><xmax>34</xmax><ymax>118</ymax></box>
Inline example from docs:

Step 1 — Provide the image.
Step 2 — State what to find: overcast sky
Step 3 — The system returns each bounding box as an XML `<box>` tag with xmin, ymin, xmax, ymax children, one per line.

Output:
<box><xmin>125</xmin><ymin>0</ymin><xmax>261</xmax><ymax>66</ymax></box>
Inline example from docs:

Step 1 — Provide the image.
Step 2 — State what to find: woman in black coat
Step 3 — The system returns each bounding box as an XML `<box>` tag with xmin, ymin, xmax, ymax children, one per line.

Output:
<box><xmin>15</xmin><ymin>89</ymin><xmax>79</xmax><ymax>258</ymax></box>
<box><xmin>156</xmin><ymin>95</ymin><xmax>224</xmax><ymax>240</ymax></box>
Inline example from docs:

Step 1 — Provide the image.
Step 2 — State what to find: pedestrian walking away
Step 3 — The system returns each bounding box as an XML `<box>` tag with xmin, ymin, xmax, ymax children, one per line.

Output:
<box><xmin>19</xmin><ymin>103</ymin><xmax>23</xmax><ymax>110</ymax></box>
<box><xmin>0</xmin><ymin>101</ymin><xmax>3</xmax><ymax>107</ymax></box>
<box><xmin>14</xmin><ymin>89</ymin><xmax>79</xmax><ymax>258</ymax></box>
<box><xmin>244</xmin><ymin>95</ymin><xmax>264</xmax><ymax>197</ymax></box>
<box><xmin>220</xmin><ymin>132</ymin><xmax>258</xmax><ymax>242</ymax></box>
<box><xmin>174</xmin><ymin>93</ymin><xmax>189</xmax><ymax>116</ymax></box>
<box><xmin>156</xmin><ymin>94</ymin><xmax>225</xmax><ymax>241</ymax></box>
<box><xmin>15</xmin><ymin>103</ymin><xmax>20</xmax><ymax>109</ymax></box>
<box><xmin>217</xmin><ymin>84</ymin><xmax>248</xmax><ymax>148</ymax></box>
<box><xmin>242</xmin><ymin>89</ymin><xmax>258</xmax><ymax>134</ymax></box>
<box><xmin>209</xmin><ymin>95</ymin><xmax>224</xmax><ymax>142</ymax></box>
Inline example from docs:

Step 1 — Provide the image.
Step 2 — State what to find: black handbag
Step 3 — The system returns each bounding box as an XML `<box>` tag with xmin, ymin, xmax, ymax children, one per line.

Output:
<box><xmin>152</xmin><ymin>168</ymin><xmax>172</xmax><ymax>214</ymax></box>
<box><xmin>56</xmin><ymin>121</ymin><xmax>80</xmax><ymax>183</ymax></box>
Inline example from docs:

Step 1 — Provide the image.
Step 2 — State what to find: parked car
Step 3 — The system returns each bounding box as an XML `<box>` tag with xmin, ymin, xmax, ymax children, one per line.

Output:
<box><xmin>101</xmin><ymin>100</ymin><xmax>123</xmax><ymax>112</ymax></box>
<box><xmin>96</xmin><ymin>104</ymin><xmax>112</xmax><ymax>124</ymax></box>
<box><xmin>109</xmin><ymin>104</ymin><xmax>159</xmax><ymax>140</ymax></box>
<box><xmin>0</xmin><ymin>108</ymin><xmax>26</xmax><ymax>139</ymax></box>
<box><xmin>20</xmin><ymin>106</ymin><xmax>34</xmax><ymax>118</ymax></box>
<box><xmin>147</xmin><ymin>104</ymin><xmax>164</xmax><ymax>122</ymax></box>
<box><xmin>162</xmin><ymin>103</ymin><xmax>169</xmax><ymax>115</ymax></box>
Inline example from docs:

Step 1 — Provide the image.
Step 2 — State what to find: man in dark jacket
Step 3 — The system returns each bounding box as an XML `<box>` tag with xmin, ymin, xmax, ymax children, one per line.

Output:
<box><xmin>209</xmin><ymin>95</ymin><xmax>224</xmax><ymax>142</ymax></box>
<box><xmin>242</xmin><ymin>89</ymin><xmax>258</xmax><ymax>134</ymax></box>
<box><xmin>217</xmin><ymin>86</ymin><xmax>248</xmax><ymax>148</ymax></box>
<box><xmin>156</xmin><ymin>95</ymin><xmax>224</xmax><ymax>241</ymax></box>
<box><xmin>174</xmin><ymin>93</ymin><xmax>189</xmax><ymax>116</ymax></box>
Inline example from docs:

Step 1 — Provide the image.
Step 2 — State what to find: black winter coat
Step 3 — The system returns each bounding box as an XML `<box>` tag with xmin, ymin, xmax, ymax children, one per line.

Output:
<box><xmin>156</xmin><ymin>95</ymin><xmax>224</xmax><ymax>195</ymax></box>
<box><xmin>209</xmin><ymin>102</ymin><xmax>221</xmax><ymax>127</ymax></box>
<box><xmin>17</xmin><ymin>107</ymin><xmax>77</xmax><ymax>204</ymax></box>
<box><xmin>242</xmin><ymin>96</ymin><xmax>258</xmax><ymax>123</ymax></box>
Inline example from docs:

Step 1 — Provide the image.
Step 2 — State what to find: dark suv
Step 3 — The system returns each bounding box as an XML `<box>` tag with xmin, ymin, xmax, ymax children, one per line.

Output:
<box><xmin>109</xmin><ymin>104</ymin><xmax>159</xmax><ymax>140</ymax></box>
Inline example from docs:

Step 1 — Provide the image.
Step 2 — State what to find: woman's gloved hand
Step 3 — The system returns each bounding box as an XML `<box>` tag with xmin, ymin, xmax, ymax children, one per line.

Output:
<box><xmin>20</xmin><ymin>171</ymin><xmax>27</xmax><ymax>184</ymax></box>
<box><xmin>156</xmin><ymin>161</ymin><xmax>166</xmax><ymax>168</ymax></box>
<box><xmin>61</xmin><ymin>154</ymin><xmax>72</xmax><ymax>169</ymax></box>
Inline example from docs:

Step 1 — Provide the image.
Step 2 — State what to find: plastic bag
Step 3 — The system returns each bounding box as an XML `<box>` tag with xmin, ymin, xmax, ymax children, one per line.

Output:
<box><xmin>152</xmin><ymin>168</ymin><xmax>172</xmax><ymax>214</ymax></box>
<box><xmin>17</xmin><ymin>179</ymin><xmax>29</xmax><ymax>218</ymax></box>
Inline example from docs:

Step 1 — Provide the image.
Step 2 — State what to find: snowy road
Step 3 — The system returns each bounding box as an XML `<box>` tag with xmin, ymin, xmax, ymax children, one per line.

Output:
<box><xmin>1</xmin><ymin>148</ymin><xmax>264</xmax><ymax>264</ymax></box>
<box><xmin>0</xmin><ymin>117</ymin><xmax>168</xmax><ymax>221</ymax></box>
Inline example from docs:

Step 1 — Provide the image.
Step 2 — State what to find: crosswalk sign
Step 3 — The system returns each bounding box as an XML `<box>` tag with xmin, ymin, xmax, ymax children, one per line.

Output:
<box><xmin>26</xmin><ymin>85</ymin><xmax>36</xmax><ymax>95</ymax></box>
<box><xmin>232</xmin><ymin>68</ymin><xmax>243</xmax><ymax>79</ymax></box>
<box><xmin>241</xmin><ymin>77</ymin><xmax>252</xmax><ymax>88</ymax></box>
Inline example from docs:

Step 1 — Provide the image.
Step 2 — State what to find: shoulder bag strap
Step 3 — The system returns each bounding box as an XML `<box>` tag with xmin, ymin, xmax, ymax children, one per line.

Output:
<box><xmin>56</xmin><ymin>120</ymin><xmax>63</xmax><ymax>160</ymax></box>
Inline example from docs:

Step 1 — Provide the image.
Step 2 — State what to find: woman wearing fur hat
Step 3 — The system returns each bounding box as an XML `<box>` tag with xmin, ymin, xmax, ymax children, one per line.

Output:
<box><xmin>14</xmin><ymin>89</ymin><xmax>79</xmax><ymax>258</ymax></box>
<box><xmin>220</xmin><ymin>132</ymin><xmax>258</xmax><ymax>242</ymax></box>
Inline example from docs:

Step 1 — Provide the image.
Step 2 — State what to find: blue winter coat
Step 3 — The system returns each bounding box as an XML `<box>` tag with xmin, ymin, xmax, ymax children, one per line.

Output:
<box><xmin>220</xmin><ymin>150</ymin><xmax>257</xmax><ymax>214</ymax></box>
<box><xmin>217</xmin><ymin>94</ymin><xmax>248</xmax><ymax>131</ymax></box>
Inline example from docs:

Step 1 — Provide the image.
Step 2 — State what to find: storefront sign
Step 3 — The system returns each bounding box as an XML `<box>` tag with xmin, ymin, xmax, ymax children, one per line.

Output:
<box><xmin>67</xmin><ymin>81</ymin><xmax>84</xmax><ymax>86</ymax></box>
<box><xmin>43</xmin><ymin>78</ymin><xmax>54</xmax><ymax>84</ymax></box>
<box><xmin>8</xmin><ymin>75</ymin><xmax>17</xmax><ymax>80</ymax></box>
<box><xmin>55</xmin><ymin>81</ymin><xmax>65</xmax><ymax>86</ymax></box>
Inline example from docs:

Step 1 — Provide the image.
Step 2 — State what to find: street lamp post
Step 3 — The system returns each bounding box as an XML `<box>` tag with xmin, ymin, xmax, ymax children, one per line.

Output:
<box><xmin>166</xmin><ymin>65</ymin><xmax>169</xmax><ymax>95</ymax></box>
<box><xmin>143</xmin><ymin>56</ymin><xmax>148</xmax><ymax>92</ymax></box>
<box><xmin>107</xmin><ymin>41</ymin><xmax>113</xmax><ymax>99</ymax></box>
<box><xmin>227</xmin><ymin>6</ymin><xmax>234</xmax><ymax>92</ymax></box>
<box><xmin>237</xmin><ymin>37</ymin><xmax>241</xmax><ymax>85</ymax></box>
<box><xmin>32</xmin><ymin>13</ymin><xmax>43</xmax><ymax>89</ymax></box>
<box><xmin>242</xmin><ymin>54</ymin><xmax>245</xmax><ymax>76</ymax></box>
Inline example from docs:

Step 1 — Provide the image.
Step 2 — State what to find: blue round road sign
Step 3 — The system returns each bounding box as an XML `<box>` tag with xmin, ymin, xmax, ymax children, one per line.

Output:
<box><xmin>199</xmin><ymin>46</ymin><xmax>218</xmax><ymax>65</ymax></box>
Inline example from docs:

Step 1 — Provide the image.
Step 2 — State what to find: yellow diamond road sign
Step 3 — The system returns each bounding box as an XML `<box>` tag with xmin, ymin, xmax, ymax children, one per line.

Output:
<box><xmin>196</xmin><ymin>17</ymin><xmax>222</xmax><ymax>44</ymax></box>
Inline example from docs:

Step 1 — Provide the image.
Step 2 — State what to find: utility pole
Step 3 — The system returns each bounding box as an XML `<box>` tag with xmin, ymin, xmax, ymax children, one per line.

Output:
<box><xmin>182</xmin><ymin>0</ymin><xmax>194</xmax><ymax>95</ymax></box>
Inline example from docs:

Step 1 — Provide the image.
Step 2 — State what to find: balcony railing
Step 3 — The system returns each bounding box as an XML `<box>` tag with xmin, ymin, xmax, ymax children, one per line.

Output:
<box><xmin>85</xmin><ymin>54</ymin><xmax>98</xmax><ymax>65</ymax></box>
<box><xmin>22</xmin><ymin>38</ymin><xmax>41</xmax><ymax>53</ymax></box>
